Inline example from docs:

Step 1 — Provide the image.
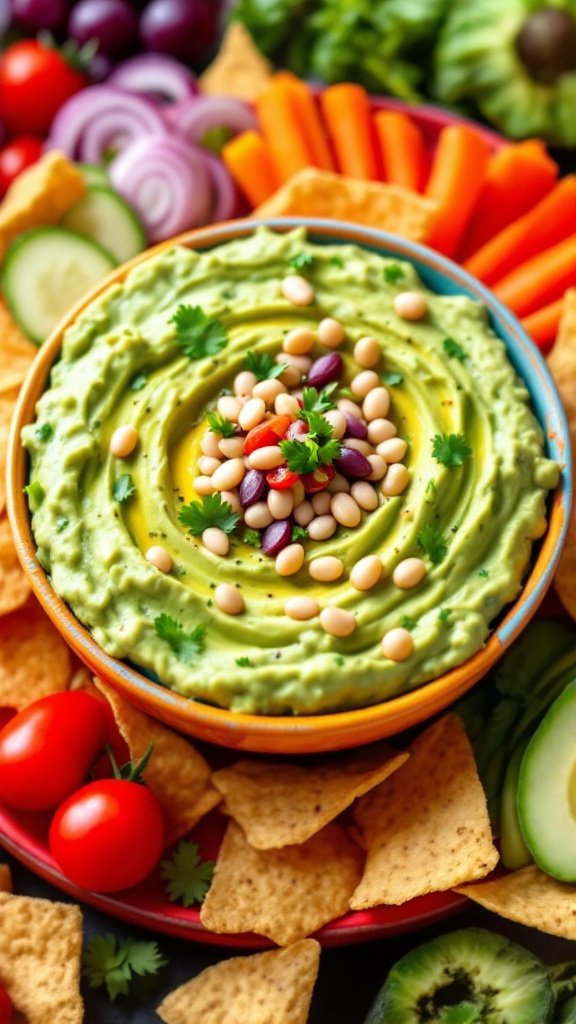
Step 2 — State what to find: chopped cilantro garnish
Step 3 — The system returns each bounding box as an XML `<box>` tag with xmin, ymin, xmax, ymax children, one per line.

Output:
<box><xmin>330</xmin><ymin>255</ymin><xmax>344</xmax><ymax>268</ymax></box>
<box><xmin>179</xmin><ymin>494</ymin><xmax>240</xmax><ymax>536</ymax></box>
<box><xmin>334</xmin><ymin>654</ymin><xmax>345</xmax><ymax>666</ymax></box>
<box><xmin>170</xmin><ymin>304</ymin><xmax>227</xmax><ymax>360</ymax></box>
<box><xmin>401</xmin><ymin>615</ymin><xmax>417</xmax><ymax>631</ymax></box>
<box><xmin>291</xmin><ymin>525</ymin><xmax>309</xmax><ymax>542</ymax></box>
<box><xmin>381</xmin><ymin>372</ymin><xmax>403</xmax><ymax>386</ymax></box>
<box><xmin>56</xmin><ymin>517</ymin><xmax>69</xmax><ymax>533</ymax></box>
<box><xmin>35</xmin><ymin>422</ymin><xmax>53</xmax><ymax>441</ymax></box>
<box><xmin>438</xmin><ymin>608</ymin><xmax>452</xmax><ymax>623</ymax></box>
<box><xmin>154</xmin><ymin>614</ymin><xmax>206</xmax><ymax>664</ymax></box>
<box><xmin>245</xmin><ymin>349</ymin><xmax>288</xmax><ymax>381</ymax></box>
<box><xmin>425</xmin><ymin>478</ymin><xmax>437</xmax><ymax>495</ymax></box>
<box><xmin>431</xmin><ymin>433</ymin><xmax>472</xmax><ymax>468</ymax></box>
<box><xmin>443</xmin><ymin>337</ymin><xmax>467</xmax><ymax>362</ymax></box>
<box><xmin>23</xmin><ymin>480</ymin><xmax>44</xmax><ymax>510</ymax></box>
<box><xmin>417</xmin><ymin>523</ymin><xmax>448</xmax><ymax>564</ymax></box>
<box><xmin>300</xmin><ymin>383</ymin><xmax>337</xmax><ymax>416</ymax></box>
<box><xmin>161</xmin><ymin>840</ymin><xmax>214</xmax><ymax>907</ymax></box>
<box><xmin>478</xmin><ymin>568</ymin><xmax>489</xmax><ymax>578</ymax></box>
<box><xmin>338</xmin><ymin>386</ymin><xmax>355</xmax><ymax>400</ymax></box>
<box><xmin>236</xmin><ymin>656</ymin><xmax>253</xmax><ymax>667</ymax></box>
<box><xmin>384</xmin><ymin>263</ymin><xmax>404</xmax><ymax>285</ymax></box>
<box><xmin>113</xmin><ymin>474</ymin><xmax>136</xmax><ymax>503</ymax></box>
<box><xmin>243</xmin><ymin>529</ymin><xmax>262</xmax><ymax>548</ymax></box>
<box><xmin>205</xmin><ymin>411</ymin><xmax>236</xmax><ymax>437</ymax></box>
<box><xmin>82</xmin><ymin>934</ymin><xmax>167</xmax><ymax>1002</ymax></box>
<box><xmin>279</xmin><ymin>436</ymin><xmax>341</xmax><ymax>475</ymax></box>
<box><xmin>130</xmin><ymin>373</ymin><xmax>147</xmax><ymax>391</ymax></box>
<box><xmin>288</xmin><ymin>251</ymin><xmax>315</xmax><ymax>271</ymax></box>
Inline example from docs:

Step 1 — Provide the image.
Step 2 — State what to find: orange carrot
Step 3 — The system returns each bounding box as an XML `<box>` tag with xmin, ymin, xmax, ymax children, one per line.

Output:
<box><xmin>319</xmin><ymin>83</ymin><xmax>380</xmax><ymax>180</ymax></box>
<box><xmin>458</xmin><ymin>140</ymin><xmax>559</xmax><ymax>261</ymax></box>
<box><xmin>221</xmin><ymin>130</ymin><xmax>280</xmax><ymax>208</ymax></box>
<box><xmin>521</xmin><ymin>298</ymin><xmax>564</xmax><ymax>354</ymax></box>
<box><xmin>493</xmin><ymin>234</ymin><xmax>576</xmax><ymax>318</ymax></box>
<box><xmin>270</xmin><ymin>72</ymin><xmax>335</xmax><ymax>171</ymax></box>
<box><xmin>255</xmin><ymin>79</ymin><xmax>315</xmax><ymax>183</ymax></box>
<box><xmin>424</xmin><ymin>124</ymin><xmax>491</xmax><ymax>258</ymax></box>
<box><xmin>463</xmin><ymin>175</ymin><xmax>576</xmax><ymax>285</ymax></box>
<box><xmin>374</xmin><ymin>110</ymin><xmax>428</xmax><ymax>192</ymax></box>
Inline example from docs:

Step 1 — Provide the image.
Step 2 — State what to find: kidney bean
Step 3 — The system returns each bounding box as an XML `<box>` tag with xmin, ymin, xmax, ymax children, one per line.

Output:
<box><xmin>306</xmin><ymin>351</ymin><xmax>343</xmax><ymax>389</ymax></box>
<box><xmin>334</xmin><ymin>445</ymin><xmax>372</xmax><ymax>479</ymax></box>
<box><xmin>261</xmin><ymin>519</ymin><xmax>293</xmax><ymax>556</ymax></box>
<box><xmin>239</xmin><ymin>469</ymin><xmax>266</xmax><ymax>507</ymax></box>
<box><xmin>344</xmin><ymin>413</ymin><xmax>368</xmax><ymax>440</ymax></box>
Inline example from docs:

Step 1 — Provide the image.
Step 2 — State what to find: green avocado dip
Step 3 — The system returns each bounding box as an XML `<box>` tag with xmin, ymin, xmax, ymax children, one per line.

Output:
<box><xmin>22</xmin><ymin>227</ymin><xmax>559</xmax><ymax>716</ymax></box>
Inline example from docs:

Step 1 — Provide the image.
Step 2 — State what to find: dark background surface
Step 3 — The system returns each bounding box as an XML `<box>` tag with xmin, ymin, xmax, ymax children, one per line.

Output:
<box><xmin>4</xmin><ymin>848</ymin><xmax>575</xmax><ymax>1023</ymax></box>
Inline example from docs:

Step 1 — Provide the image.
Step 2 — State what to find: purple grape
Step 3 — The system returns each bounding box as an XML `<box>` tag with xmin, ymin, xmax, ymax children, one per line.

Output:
<box><xmin>68</xmin><ymin>0</ymin><xmax>140</xmax><ymax>61</ymax></box>
<box><xmin>334</xmin><ymin>446</ymin><xmax>372</xmax><ymax>480</ymax></box>
<box><xmin>344</xmin><ymin>413</ymin><xmax>368</xmax><ymax>440</ymax></box>
<box><xmin>140</xmin><ymin>0</ymin><xmax>220</xmax><ymax>63</ymax></box>
<box><xmin>306</xmin><ymin>351</ymin><xmax>343</xmax><ymax>390</ymax></box>
<box><xmin>238</xmin><ymin>469</ymin><xmax>266</xmax><ymax>508</ymax></box>
<box><xmin>261</xmin><ymin>519</ymin><xmax>292</xmax><ymax>557</ymax></box>
<box><xmin>11</xmin><ymin>0</ymin><xmax>69</xmax><ymax>34</ymax></box>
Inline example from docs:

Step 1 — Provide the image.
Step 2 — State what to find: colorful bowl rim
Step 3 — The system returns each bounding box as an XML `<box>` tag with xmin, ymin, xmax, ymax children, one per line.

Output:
<box><xmin>6</xmin><ymin>216</ymin><xmax>573</xmax><ymax>748</ymax></box>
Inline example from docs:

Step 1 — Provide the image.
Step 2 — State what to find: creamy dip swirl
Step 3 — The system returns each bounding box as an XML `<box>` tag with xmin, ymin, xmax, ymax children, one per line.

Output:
<box><xmin>23</xmin><ymin>227</ymin><xmax>559</xmax><ymax>715</ymax></box>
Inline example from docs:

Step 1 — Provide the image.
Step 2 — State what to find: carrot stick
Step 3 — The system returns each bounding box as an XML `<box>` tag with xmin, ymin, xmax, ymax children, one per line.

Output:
<box><xmin>458</xmin><ymin>140</ymin><xmax>558</xmax><ymax>261</ymax></box>
<box><xmin>374</xmin><ymin>110</ymin><xmax>428</xmax><ymax>192</ymax></box>
<box><xmin>493</xmin><ymin>234</ymin><xmax>576</xmax><ymax>318</ymax></box>
<box><xmin>319</xmin><ymin>83</ymin><xmax>380</xmax><ymax>180</ymax></box>
<box><xmin>255</xmin><ymin>79</ymin><xmax>315</xmax><ymax>183</ymax></box>
<box><xmin>463</xmin><ymin>175</ymin><xmax>576</xmax><ymax>285</ymax></box>
<box><xmin>521</xmin><ymin>298</ymin><xmax>564</xmax><ymax>354</ymax></box>
<box><xmin>424</xmin><ymin>124</ymin><xmax>492</xmax><ymax>258</ymax></box>
<box><xmin>270</xmin><ymin>72</ymin><xmax>335</xmax><ymax>171</ymax></box>
<box><xmin>221</xmin><ymin>130</ymin><xmax>280</xmax><ymax>208</ymax></box>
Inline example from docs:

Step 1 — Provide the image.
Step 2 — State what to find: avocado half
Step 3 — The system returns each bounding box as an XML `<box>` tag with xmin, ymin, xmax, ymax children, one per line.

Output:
<box><xmin>434</xmin><ymin>0</ymin><xmax>576</xmax><ymax>146</ymax></box>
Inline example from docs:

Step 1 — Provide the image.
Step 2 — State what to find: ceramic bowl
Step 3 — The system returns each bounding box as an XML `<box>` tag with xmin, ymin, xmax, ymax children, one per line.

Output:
<box><xmin>7</xmin><ymin>218</ymin><xmax>572</xmax><ymax>754</ymax></box>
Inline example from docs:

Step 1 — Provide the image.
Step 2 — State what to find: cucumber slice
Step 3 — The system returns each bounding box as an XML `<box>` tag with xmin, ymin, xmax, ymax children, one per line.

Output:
<box><xmin>517</xmin><ymin>678</ymin><xmax>576</xmax><ymax>881</ymax></box>
<box><xmin>76</xmin><ymin>162</ymin><xmax>110</xmax><ymax>186</ymax></box>
<box><xmin>61</xmin><ymin>185</ymin><xmax>146</xmax><ymax>264</ymax></box>
<box><xmin>2</xmin><ymin>227</ymin><xmax>117</xmax><ymax>345</ymax></box>
<box><xmin>499</xmin><ymin>738</ymin><xmax>533</xmax><ymax>870</ymax></box>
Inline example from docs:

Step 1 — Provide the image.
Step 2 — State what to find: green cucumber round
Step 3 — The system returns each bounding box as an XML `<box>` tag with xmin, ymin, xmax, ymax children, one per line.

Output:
<box><xmin>61</xmin><ymin>185</ymin><xmax>146</xmax><ymax>265</ymax></box>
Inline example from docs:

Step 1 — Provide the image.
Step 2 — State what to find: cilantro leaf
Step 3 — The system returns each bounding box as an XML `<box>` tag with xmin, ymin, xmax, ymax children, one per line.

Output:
<box><xmin>401</xmin><ymin>615</ymin><xmax>417</xmax><ymax>631</ymax></box>
<box><xmin>130</xmin><ymin>373</ymin><xmax>147</xmax><ymax>391</ymax></box>
<box><xmin>279</xmin><ymin>436</ymin><xmax>341</xmax><ymax>475</ymax></box>
<box><xmin>384</xmin><ymin>263</ymin><xmax>404</xmax><ymax>285</ymax></box>
<box><xmin>179</xmin><ymin>494</ymin><xmax>240</xmax><ymax>535</ymax></box>
<box><xmin>82</xmin><ymin>934</ymin><xmax>167</xmax><ymax>1002</ymax></box>
<box><xmin>439</xmin><ymin>607</ymin><xmax>452</xmax><ymax>623</ymax></box>
<box><xmin>236</xmin><ymin>656</ymin><xmax>253</xmax><ymax>667</ymax></box>
<box><xmin>417</xmin><ymin>523</ymin><xmax>448</xmax><ymax>564</ymax></box>
<box><xmin>171</xmin><ymin>304</ymin><xmax>227</xmax><ymax>360</ymax></box>
<box><xmin>243</xmin><ymin>528</ymin><xmax>262</xmax><ymax>548</ymax></box>
<box><xmin>288</xmin><ymin>251</ymin><xmax>315</xmax><ymax>271</ymax></box>
<box><xmin>113</xmin><ymin>474</ymin><xmax>136</xmax><ymax>503</ymax></box>
<box><xmin>302</xmin><ymin>409</ymin><xmax>335</xmax><ymax>442</ymax></box>
<box><xmin>431</xmin><ymin>433</ymin><xmax>472</xmax><ymax>468</ymax></box>
<box><xmin>381</xmin><ymin>371</ymin><xmax>403</xmax><ymax>386</ymax></box>
<box><xmin>35</xmin><ymin>422</ymin><xmax>53</xmax><ymax>441</ymax></box>
<box><xmin>23</xmin><ymin>480</ymin><xmax>44</xmax><ymax>510</ymax></box>
<box><xmin>300</xmin><ymin>383</ymin><xmax>338</xmax><ymax>416</ymax></box>
<box><xmin>443</xmin><ymin>336</ymin><xmax>467</xmax><ymax>361</ymax></box>
<box><xmin>205</xmin><ymin>411</ymin><xmax>236</xmax><ymax>437</ymax></box>
<box><xmin>331</xmin><ymin>255</ymin><xmax>344</xmax><ymax>268</ymax></box>
<box><xmin>478</xmin><ymin>568</ymin><xmax>489</xmax><ymax>578</ymax></box>
<box><xmin>56</xmin><ymin>517</ymin><xmax>69</xmax><ymax>532</ymax></box>
<box><xmin>161</xmin><ymin>840</ymin><xmax>214</xmax><ymax>907</ymax></box>
<box><xmin>291</xmin><ymin>525</ymin><xmax>309</xmax><ymax>542</ymax></box>
<box><xmin>246</xmin><ymin>349</ymin><xmax>288</xmax><ymax>381</ymax></box>
<box><xmin>154</xmin><ymin>614</ymin><xmax>206</xmax><ymax>664</ymax></box>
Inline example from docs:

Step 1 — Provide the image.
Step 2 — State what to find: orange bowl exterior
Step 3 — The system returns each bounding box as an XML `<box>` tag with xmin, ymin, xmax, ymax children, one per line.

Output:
<box><xmin>6</xmin><ymin>218</ymin><xmax>571</xmax><ymax>754</ymax></box>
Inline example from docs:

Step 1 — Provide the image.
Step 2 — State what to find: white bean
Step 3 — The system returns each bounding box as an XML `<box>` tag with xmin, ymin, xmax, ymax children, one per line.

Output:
<box><xmin>281</xmin><ymin>274</ymin><xmax>314</xmax><ymax>306</ymax></box>
<box><xmin>319</xmin><ymin>607</ymin><xmax>356</xmax><ymax>637</ymax></box>
<box><xmin>248</xmin><ymin>446</ymin><xmax>286</xmax><ymax>470</ymax></box>
<box><xmin>367</xmin><ymin>418</ymin><xmax>397</xmax><ymax>445</ymax></box>
<box><xmin>354</xmin><ymin>336</ymin><xmax>380</xmax><ymax>368</ymax></box>
<box><xmin>202</xmin><ymin>526</ymin><xmax>230</xmax><ymax>556</ymax></box>
<box><xmin>214</xmin><ymin>583</ymin><xmax>244</xmax><ymax>615</ymax></box>
<box><xmin>393</xmin><ymin>290</ymin><xmax>428</xmax><ymax>320</ymax></box>
<box><xmin>307</xmin><ymin>514</ymin><xmax>337</xmax><ymax>540</ymax></box>
<box><xmin>252</xmin><ymin>378</ymin><xmax>287</xmax><ymax>403</ymax></box>
<box><xmin>283</xmin><ymin>326</ymin><xmax>315</xmax><ymax>354</ymax></box>
<box><xmin>220</xmin><ymin>490</ymin><xmax>242</xmax><ymax>516</ymax></box>
<box><xmin>351</xmin><ymin>480</ymin><xmax>379</xmax><ymax>511</ymax></box>
<box><xmin>194</xmin><ymin>475</ymin><xmax>215</xmax><ymax>496</ymax></box>
<box><xmin>345</xmin><ymin>438</ymin><xmax>374</xmax><ymax>455</ymax></box>
<box><xmin>392</xmin><ymin>557</ymin><xmax>426</xmax><ymax>589</ymax></box>
<box><xmin>382</xmin><ymin>464</ymin><xmax>409</xmax><ymax>496</ymax></box>
<box><xmin>351</xmin><ymin>370</ymin><xmax>380</xmax><ymax>398</ymax></box>
<box><xmin>244</xmin><ymin>502</ymin><xmax>273</xmax><ymax>529</ymax></box>
<box><xmin>278</xmin><ymin>352</ymin><xmax>312</xmax><ymax>375</ymax></box>
<box><xmin>326</xmin><ymin>472</ymin><xmax>350</xmax><ymax>494</ymax></box>
<box><xmin>318</xmin><ymin>317</ymin><xmax>345</xmax><ymax>348</ymax></box>
<box><xmin>337</xmin><ymin>397</ymin><xmax>363</xmax><ymax>418</ymax></box>
<box><xmin>367</xmin><ymin>454</ymin><xmax>388</xmax><ymax>481</ymax></box>
<box><xmin>275</xmin><ymin>392</ymin><xmax>300</xmax><ymax>418</ymax></box>
<box><xmin>217</xmin><ymin>395</ymin><xmax>243</xmax><ymax>421</ymax></box>
<box><xmin>268</xmin><ymin>488</ymin><xmax>294</xmax><ymax>519</ymax></box>
<box><xmin>350</xmin><ymin>555</ymin><xmax>382</xmax><ymax>590</ymax></box>
<box><xmin>331</xmin><ymin>492</ymin><xmax>361</xmax><ymax>528</ymax></box>
<box><xmin>238</xmin><ymin>396</ymin><xmax>266</xmax><ymax>432</ymax></box>
<box><xmin>218</xmin><ymin>436</ymin><xmax>245</xmax><ymax>459</ymax></box>
<box><xmin>212</xmin><ymin>457</ymin><xmax>246</xmax><ymax>491</ymax></box>
<box><xmin>285</xmin><ymin>596</ymin><xmax>320</xmax><ymax>620</ymax></box>
<box><xmin>234</xmin><ymin>370</ymin><xmax>258</xmax><ymax>397</ymax></box>
<box><xmin>311</xmin><ymin>491</ymin><xmax>331</xmax><ymax>515</ymax></box>
<box><xmin>293</xmin><ymin>500</ymin><xmax>314</xmax><ymax>526</ymax></box>
<box><xmin>276</xmin><ymin>543</ymin><xmax>305</xmax><ymax>576</ymax></box>
<box><xmin>323</xmin><ymin>408</ymin><xmax>346</xmax><ymax>439</ymax></box>
<box><xmin>309</xmin><ymin>556</ymin><xmax>344</xmax><ymax>582</ymax></box>
<box><xmin>110</xmin><ymin>424</ymin><xmax>138</xmax><ymax>458</ymax></box>
<box><xmin>381</xmin><ymin>627</ymin><xmax>413</xmax><ymax>661</ymax></box>
<box><xmin>145</xmin><ymin>545</ymin><xmax>172</xmax><ymax>573</ymax></box>
<box><xmin>201</xmin><ymin>430</ymin><xmax>222</xmax><ymax>458</ymax></box>
<box><xmin>377</xmin><ymin>437</ymin><xmax>407</xmax><ymax>463</ymax></box>
<box><xmin>197</xmin><ymin>455</ymin><xmax>221</xmax><ymax>476</ymax></box>
<box><xmin>279</xmin><ymin>364</ymin><xmax>302</xmax><ymax>388</ymax></box>
<box><xmin>362</xmin><ymin>386</ymin><xmax>390</xmax><ymax>421</ymax></box>
<box><xmin>291</xmin><ymin>479</ymin><xmax>306</xmax><ymax>506</ymax></box>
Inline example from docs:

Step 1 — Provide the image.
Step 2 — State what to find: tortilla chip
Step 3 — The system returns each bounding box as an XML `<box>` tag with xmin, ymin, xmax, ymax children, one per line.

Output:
<box><xmin>253</xmin><ymin>167</ymin><xmax>437</xmax><ymax>243</ymax></box>
<box><xmin>0</xmin><ymin>151</ymin><xmax>85</xmax><ymax>263</ymax></box>
<box><xmin>0</xmin><ymin>513</ymin><xmax>32</xmax><ymax>615</ymax></box>
<box><xmin>0</xmin><ymin>890</ymin><xmax>83</xmax><ymax>1024</ymax></box>
<box><xmin>200</xmin><ymin>21</ymin><xmax>273</xmax><ymax>101</ymax></box>
<box><xmin>0</xmin><ymin>865</ymin><xmax>12</xmax><ymax>893</ymax></box>
<box><xmin>350</xmin><ymin>713</ymin><xmax>499</xmax><ymax>909</ymax></box>
<box><xmin>456</xmin><ymin>864</ymin><xmax>576</xmax><ymax>941</ymax></box>
<box><xmin>0</xmin><ymin>594</ymin><xmax>72</xmax><ymax>707</ymax></box>
<box><xmin>156</xmin><ymin>938</ymin><xmax>320</xmax><ymax>1024</ymax></box>
<box><xmin>95</xmin><ymin>679</ymin><xmax>221</xmax><ymax>846</ymax></box>
<box><xmin>0</xmin><ymin>295</ymin><xmax>36</xmax><ymax>388</ymax></box>
<box><xmin>212</xmin><ymin>744</ymin><xmax>409</xmax><ymax>849</ymax></box>
<box><xmin>547</xmin><ymin>289</ymin><xmax>576</xmax><ymax>620</ymax></box>
<box><xmin>200</xmin><ymin>819</ymin><xmax>363</xmax><ymax>946</ymax></box>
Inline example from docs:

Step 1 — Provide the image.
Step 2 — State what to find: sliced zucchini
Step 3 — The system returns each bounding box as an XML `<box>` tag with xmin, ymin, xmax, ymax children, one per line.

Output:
<box><xmin>76</xmin><ymin>162</ymin><xmax>110</xmax><ymax>186</ymax></box>
<box><xmin>2</xmin><ymin>227</ymin><xmax>117</xmax><ymax>344</ymax></box>
<box><xmin>62</xmin><ymin>185</ymin><xmax>146</xmax><ymax>264</ymax></box>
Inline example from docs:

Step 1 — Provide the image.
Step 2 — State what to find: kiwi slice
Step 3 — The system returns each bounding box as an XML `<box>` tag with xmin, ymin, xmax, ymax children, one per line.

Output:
<box><xmin>363</xmin><ymin>928</ymin><xmax>554</xmax><ymax>1023</ymax></box>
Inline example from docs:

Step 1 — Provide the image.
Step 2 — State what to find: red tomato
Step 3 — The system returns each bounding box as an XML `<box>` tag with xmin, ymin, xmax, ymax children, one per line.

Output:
<box><xmin>266</xmin><ymin>466</ymin><xmax>299</xmax><ymax>490</ymax></box>
<box><xmin>285</xmin><ymin>419</ymin><xmax>308</xmax><ymax>440</ymax></box>
<box><xmin>243</xmin><ymin>414</ymin><xmax>291</xmax><ymax>455</ymax></box>
<box><xmin>0</xmin><ymin>987</ymin><xmax>13</xmax><ymax>1024</ymax></box>
<box><xmin>0</xmin><ymin>708</ymin><xmax>17</xmax><ymax>732</ymax></box>
<box><xmin>0</xmin><ymin>692</ymin><xmax>109</xmax><ymax>811</ymax></box>
<box><xmin>49</xmin><ymin>778</ymin><xmax>165</xmax><ymax>892</ymax></box>
<box><xmin>300</xmin><ymin>464</ymin><xmax>336</xmax><ymax>493</ymax></box>
<box><xmin>0</xmin><ymin>40</ymin><xmax>87</xmax><ymax>137</ymax></box>
<box><xmin>0</xmin><ymin>136</ymin><xmax>43</xmax><ymax>196</ymax></box>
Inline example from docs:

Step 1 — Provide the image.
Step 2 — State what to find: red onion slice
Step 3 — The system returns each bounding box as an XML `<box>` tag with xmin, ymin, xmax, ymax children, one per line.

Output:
<box><xmin>201</xmin><ymin>149</ymin><xmax>238</xmax><ymax>223</ymax></box>
<box><xmin>46</xmin><ymin>86</ymin><xmax>168</xmax><ymax>162</ymax></box>
<box><xmin>167</xmin><ymin>95</ymin><xmax>257</xmax><ymax>150</ymax></box>
<box><xmin>107</xmin><ymin>54</ymin><xmax>199</xmax><ymax>104</ymax></box>
<box><xmin>108</xmin><ymin>134</ymin><xmax>212</xmax><ymax>244</ymax></box>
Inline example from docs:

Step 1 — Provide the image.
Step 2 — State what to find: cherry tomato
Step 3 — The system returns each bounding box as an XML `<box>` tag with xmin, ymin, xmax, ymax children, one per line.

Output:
<box><xmin>0</xmin><ymin>692</ymin><xmax>109</xmax><ymax>811</ymax></box>
<box><xmin>243</xmin><ymin>414</ymin><xmax>291</xmax><ymax>455</ymax></box>
<box><xmin>0</xmin><ymin>708</ymin><xmax>17</xmax><ymax>733</ymax></box>
<box><xmin>0</xmin><ymin>986</ymin><xmax>13</xmax><ymax>1024</ymax></box>
<box><xmin>266</xmin><ymin>466</ymin><xmax>299</xmax><ymax>490</ymax></box>
<box><xmin>49</xmin><ymin>778</ymin><xmax>165</xmax><ymax>892</ymax></box>
<box><xmin>0</xmin><ymin>136</ymin><xmax>43</xmax><ymax>196</ymax></box>
<box><xmin>0</xmin><ymin>40</ymin><xmax>87</xmax><ymax>137</ymax></box>
<box><xmin>285</xmin><ymin>419</ymin><xmax>308</xmax><ymax>440</ymax></box>
<box><xmin>300</xmin><ymin>464</ymin><xmax>336</xmax><ymax>493</ymax></box>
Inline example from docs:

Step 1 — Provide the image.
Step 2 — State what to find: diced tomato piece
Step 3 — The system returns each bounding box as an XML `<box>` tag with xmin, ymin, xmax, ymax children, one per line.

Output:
<box><xmin>267</xmin><ymin>466</ymin><xmax>299</xmax><ymax>490</ymax></box>
<box><xmin>301</xmin><ymin>464</ymin><xmax>336</xmax><ymax>493</ymax></box>
<box><xmin>243</xmin><ymin>414</ymin><xmax>291</xmax><ymax>455</ymax></box>
<box><xmin>285</xmin><ymin>419</ymin><xmax>308</xmax><ymax>440</ymax></box>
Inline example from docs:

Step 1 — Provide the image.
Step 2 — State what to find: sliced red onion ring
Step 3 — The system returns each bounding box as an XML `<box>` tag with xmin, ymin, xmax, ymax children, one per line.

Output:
<box><xmin>46</xmin><ymin>86</ymin><xmax>168</xmax><ymax>162</ymax></box>
<box><xmin>201</xmin><ymin>149</ymin><xmax>238</xmax><ymax>223</ymax></box>
<box><xmin>108</xmin><ymin>54</ymin><xmax>199</xmax><ymax>104</ymax></box>
<box><xmin>108</xmin><ymin>134</ymin><xmax>212</xmax><ymax>244</ymax></box>
<box><xmin>167</xmin><ymin>95</ymin><xmax>257</xmax><ymax>150</ymax></box>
